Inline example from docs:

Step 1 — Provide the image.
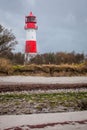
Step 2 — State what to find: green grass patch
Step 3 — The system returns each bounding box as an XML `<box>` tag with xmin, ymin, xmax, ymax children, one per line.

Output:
<box><xmin>0</xmin><ymin>92</ymin><xmax>87</xmax><ymax>114</ymax></box>
<box><xmin>0</xmin><ymin>92</ymin><xmax>87</xmax><ymax>102</ymax></box>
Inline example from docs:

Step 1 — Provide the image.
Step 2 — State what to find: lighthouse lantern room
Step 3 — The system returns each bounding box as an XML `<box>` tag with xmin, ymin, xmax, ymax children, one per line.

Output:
<box><xmin>24</xmin><ymin>12</ymin><xmax>38</xmax><ymax>63</ymax></box>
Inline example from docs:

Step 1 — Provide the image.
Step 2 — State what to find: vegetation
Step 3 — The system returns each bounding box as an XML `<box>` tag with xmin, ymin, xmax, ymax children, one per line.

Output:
<box><xmin>30</xmin><ymin>52</ymin><xmax>85</xmax><ymax>65</ymax></box>
<box><xmin>0</xmin><ymin>24</ymin><xmax>17</xmax><ymax>57</ymax></box>
<box><xmin>0</xmin><ymin>24</ymin><xmax>25</xmax><ymax>64</ymax></box>
<box><xmin>0</xmin><ymin>58</ymin><xmax>13</xmax><ymax>74</ymax></box>
<box><xmin>8</xmin><ymin>52</ymin><xmax>24</xmax><ymax>65</ymax></box>
<box><xmin>0</xmin><ymin>59</ymin><xmax>87</xmax><ymax>76</ymax></box>
<box><xmin>9</xmin><ymin>63</ymin><xmax>87</xmax><ymax>76</ymax></box>
<box><xmin>0</xmin><ymin>92</ymin><xmax>87</xmax><ymax>114</ymax></box>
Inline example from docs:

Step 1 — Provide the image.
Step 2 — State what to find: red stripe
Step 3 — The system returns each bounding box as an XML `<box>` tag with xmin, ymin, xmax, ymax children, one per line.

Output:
<box><xmin>25</xmin><ymin>23</ymin><xmax>37</xmax><ymax>29</ymax></box>
<box><xmin>25</xmin><ymin>41</ymin><xmax>37</xmax><ymax>53</ymax></box>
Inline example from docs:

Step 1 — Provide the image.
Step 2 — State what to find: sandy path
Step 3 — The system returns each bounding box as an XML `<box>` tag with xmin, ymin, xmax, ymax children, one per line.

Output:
<box><xmin>0</xmin><ymin>111</ymin><xmax>87</xmax><ymax>130</ymax></box>
<box><xmin>0</xmin><ymin>76</ymin><xmax>87</xmax><ymax>84</ymax></box>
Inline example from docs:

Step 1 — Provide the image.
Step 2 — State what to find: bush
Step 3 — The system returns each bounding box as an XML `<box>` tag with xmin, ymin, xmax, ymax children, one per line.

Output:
<box><xmin>0</xmin><ymin>58</ymin><xmax>13</xmax><ymax>74</ymax></box>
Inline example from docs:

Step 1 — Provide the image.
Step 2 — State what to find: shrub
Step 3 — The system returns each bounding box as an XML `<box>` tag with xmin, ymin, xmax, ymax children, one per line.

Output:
<box><xmin>0</xmin><ymin>58</ymin><xmax>13</xmax><ymax>74</ymax></box>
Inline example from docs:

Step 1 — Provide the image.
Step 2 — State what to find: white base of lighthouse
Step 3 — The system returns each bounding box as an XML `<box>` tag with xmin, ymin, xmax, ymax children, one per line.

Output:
<box><xmin>24</xmin><ymin>53</ymin><xmax>37</xmax><ymax>64</ymax></box>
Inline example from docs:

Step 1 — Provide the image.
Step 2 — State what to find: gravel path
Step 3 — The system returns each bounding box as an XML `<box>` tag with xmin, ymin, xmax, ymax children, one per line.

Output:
<box><xmin>0</xmin><ymin>76</ymin><xmax>87</xmax><ymax>84</ymax></box>
<box><xmin>0</xmin><ymin>89</ymin><xmax>87</xmax><ymax>115</ymax></box>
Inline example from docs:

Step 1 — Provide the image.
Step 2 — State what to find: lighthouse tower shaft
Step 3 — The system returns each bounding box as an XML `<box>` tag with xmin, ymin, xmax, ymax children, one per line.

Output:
<box><xmin>24</xmin><ymin>12</ymin><xmax>38</xmax><ymax>63</ymax></box>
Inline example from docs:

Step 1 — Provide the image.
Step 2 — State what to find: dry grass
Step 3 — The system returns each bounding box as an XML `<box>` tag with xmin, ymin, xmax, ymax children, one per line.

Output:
<box><xmin>12</xmin><ymin>63</ymin><xmax>87</xmax><ymax>76</ymax></box>
<box><xmin>0</xmin><ymin>58</ymin><xmax>13</xmax><ymax>75</ymax></box>
<box><xmin>0</xmin><ymin>61</ymin><xmax>87</xmax><ymax>76</ymax></box>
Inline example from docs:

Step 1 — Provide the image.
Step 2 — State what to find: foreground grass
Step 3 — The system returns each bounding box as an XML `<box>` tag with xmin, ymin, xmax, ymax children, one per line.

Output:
<box><xmin>0</xmin><ymin>92</ymin><xmax>87</xmax><ymax>114</ymax></box>
<box><xmin>0</xmin><ymin>92</ymin><xmax>87</xmax><ymax>102</ymax></box>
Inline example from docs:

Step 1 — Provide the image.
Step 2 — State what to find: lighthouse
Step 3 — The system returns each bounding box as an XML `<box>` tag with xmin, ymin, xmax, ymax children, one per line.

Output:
<box><xmin>24</xmin><ymin>12</ymin><xmax>38</xmax><ymax>62</ymax></box>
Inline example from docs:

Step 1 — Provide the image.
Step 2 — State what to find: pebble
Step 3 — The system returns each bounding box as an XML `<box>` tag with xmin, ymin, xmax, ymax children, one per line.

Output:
<box><xmin>0</xmin><ymin>88</ymin><xmax>87</xmax><ymax>115</ymax></box>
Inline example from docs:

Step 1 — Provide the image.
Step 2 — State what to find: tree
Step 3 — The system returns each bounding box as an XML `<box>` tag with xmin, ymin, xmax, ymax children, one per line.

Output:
<box><xmin>0</xmin><ymin>24</ymin><xmax>17</xmax><ymax>56</ymax></box>
<box><xmin>12</xmin><ymin>52</ymin><xmax>24</xmax><ymax>64</ymax></box>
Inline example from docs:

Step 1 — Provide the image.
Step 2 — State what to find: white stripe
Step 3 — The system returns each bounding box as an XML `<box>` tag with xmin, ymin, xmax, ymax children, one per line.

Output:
<box><xmin>26</xmin><ymin>29</ymin><xmax>36</xmax><ymax>40</ymax></box>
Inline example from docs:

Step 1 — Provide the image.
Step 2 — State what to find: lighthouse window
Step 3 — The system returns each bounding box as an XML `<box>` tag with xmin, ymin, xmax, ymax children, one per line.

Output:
<box><xmin>26</xmin><ymin>17</ymin><xmax>36</xmax><ymax>22</ymax></box>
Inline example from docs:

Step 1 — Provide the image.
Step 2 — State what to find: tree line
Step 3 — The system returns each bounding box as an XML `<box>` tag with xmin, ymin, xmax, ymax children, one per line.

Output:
<box><xmin>30</xmin><ymin>52</ymin><xmax>86</xmax><ymax>65</ymax></box>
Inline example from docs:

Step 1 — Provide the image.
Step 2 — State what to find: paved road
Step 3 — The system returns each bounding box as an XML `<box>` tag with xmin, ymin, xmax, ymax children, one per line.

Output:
<box><xmin>0</xmin><ymin>111</ymin><xmax>87</xmax><ymax>130</ymax></box>
<box><xmin>0</xmin><ymin>76</ymin><xmax>87</xmax><ymax>84</ymax></box>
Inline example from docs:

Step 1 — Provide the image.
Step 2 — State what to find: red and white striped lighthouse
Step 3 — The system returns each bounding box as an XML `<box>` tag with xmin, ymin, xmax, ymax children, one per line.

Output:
<box><xmin>24</xmin><ymin>12</ymin><xmax>38</xmax><ymax>62</ymax></box>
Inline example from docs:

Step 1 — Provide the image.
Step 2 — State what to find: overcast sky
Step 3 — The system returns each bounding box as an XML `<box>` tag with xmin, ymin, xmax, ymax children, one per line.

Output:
<box><xmin>0</xmin><ymin>0</ymin><xmax>87</xmax><ymax>54</ymax></box>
